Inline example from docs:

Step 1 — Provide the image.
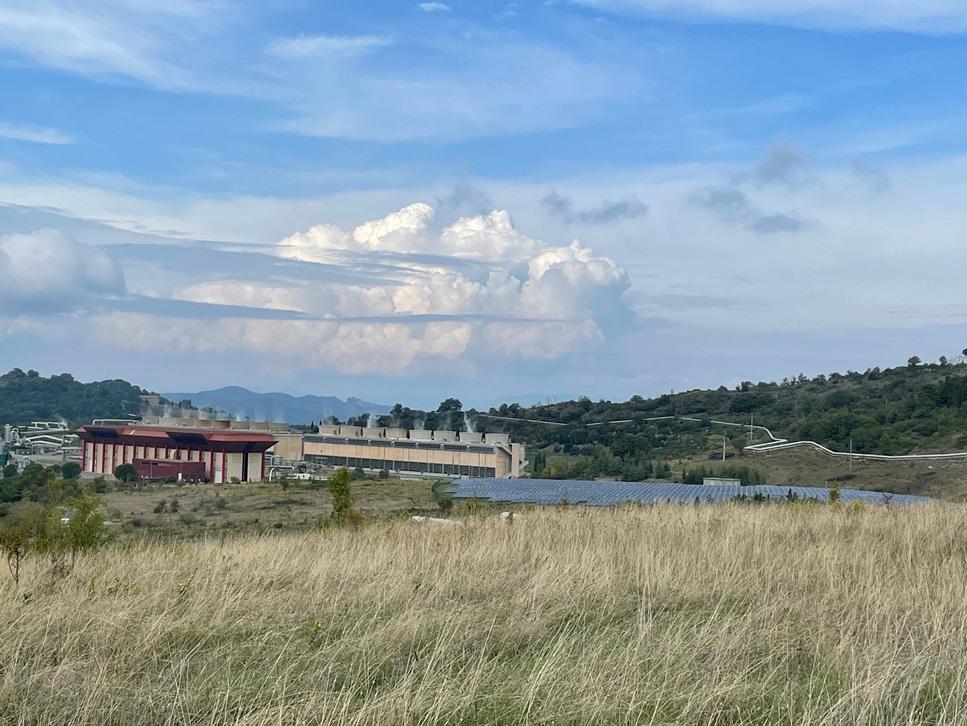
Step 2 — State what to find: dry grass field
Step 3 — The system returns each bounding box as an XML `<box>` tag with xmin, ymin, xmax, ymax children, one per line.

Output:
<box><xmin>738</xmin><ymin>448</ymin><xmax>967</xmax><ymax>500</ymax></box>
<box><xmin>2</xmin><ymin>502</ymin><xmax>966</xmax><ymax>724</ymax></box>
<box><xmin>99</xmin><ymin>478</ymin><xmax>437</xmax><ymax>537</ymax></box>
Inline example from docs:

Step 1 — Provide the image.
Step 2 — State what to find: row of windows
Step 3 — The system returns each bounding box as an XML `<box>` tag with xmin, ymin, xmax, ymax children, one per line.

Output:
<box><xmin>307</xmin><ymin>454</ymin><xmax>496</xmax><ymax>478</ymax></box>
<box><xmin>307</xmin><ymin>436</ymin><xmax>495</xmax><ymax>454</ymax></box>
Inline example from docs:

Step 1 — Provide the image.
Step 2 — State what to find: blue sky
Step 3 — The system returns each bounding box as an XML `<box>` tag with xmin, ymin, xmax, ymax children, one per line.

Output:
<box><xmin>3</xmin><ymin>1</ymin><xmax>967</xmax><ymax>409</ymax></box>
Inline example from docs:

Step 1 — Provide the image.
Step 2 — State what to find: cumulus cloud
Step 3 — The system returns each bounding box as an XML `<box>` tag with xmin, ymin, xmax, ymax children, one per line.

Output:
<box><xmin>279</xmin><ymin>203</ymin><xmax>543</xmax><ymax>262</ymax></box>
<box><xmin>417</xmin><ymin>2</ymin><xmax>452</xmax><ymax>12</ymax></box>
<box><xmin>0</xmin><ymin>229</ymin><xmax>126</xmax><ymax>313</ymax></box>
<box><xmin>541</xmin><ymin>191</ymin><xmax>649</xmax><ymax>225</ymax></box>
<box><xmin>124</xmin><ymin>203</ymin><xmax>632</xmax><ymax>372</ymax></box>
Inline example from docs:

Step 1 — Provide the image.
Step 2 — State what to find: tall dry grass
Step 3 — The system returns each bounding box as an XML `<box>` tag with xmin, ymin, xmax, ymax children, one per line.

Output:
<box><xmin>2</xmin><ymin>503</ymin><xmax>967</xmax><ymax>725</ymax></box>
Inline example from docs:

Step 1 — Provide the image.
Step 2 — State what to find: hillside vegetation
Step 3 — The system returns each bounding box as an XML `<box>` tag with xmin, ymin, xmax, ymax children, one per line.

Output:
<box><xmin>0</xmin><ymin>369</ymin><xmax>154</xmax><ymax>426</ymax></box>
<box><xmin>1</xmin><ymin>504</ymin><xmax>964</xmax><ymax>725</ymax></box>
<box><xmin>476</xmin><ymin>359</ymin><xmax>967</xmax><ymax>481</ymax></box>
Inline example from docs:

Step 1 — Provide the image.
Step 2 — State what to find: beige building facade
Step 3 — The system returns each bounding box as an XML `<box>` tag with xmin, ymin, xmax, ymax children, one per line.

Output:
<box><xmin>303</xmin><ymin>426</ymin><xmax>525</xmax><ymax>478</ymax></box>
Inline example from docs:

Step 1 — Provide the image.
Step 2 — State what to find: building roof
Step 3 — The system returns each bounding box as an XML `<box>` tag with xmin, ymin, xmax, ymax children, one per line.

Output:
<box><xmin>76</xmin><ymin>424</ymin><xmax>277</xmax><ymax>451</ymax></box>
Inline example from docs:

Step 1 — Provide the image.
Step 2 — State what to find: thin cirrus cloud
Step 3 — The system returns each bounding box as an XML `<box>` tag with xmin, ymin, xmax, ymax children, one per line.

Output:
<box><xmin>569</xmin><ymin>0</ymin><xmax>967</xmax><ymax>32</ymax></box>
<box><xmin>417</xmin><ymin>2</ymin><xmax>452</xmax><ymax>12</ymax></box>
<box><xmin>0</xmin><ymin>2</ymin><xmax>630</xmax><ymax>143</ymax></box>
<box><xmin>265</xmin><ymin>34</ymin><xmax>392</xmax><ymax>60</ymax></box>
<box><xmin>0</xmin><ymin>122</ymin><xmax>72</xmax><ymax>145</ymax></box>
<box><xmin>265</xmin><ymin>37</ymin><xmax>629</xmax><ymax>142</ymax></box>
<box><xmin>0</xmin><ymin>0</ymin><xmax>229</xmax><ymax>91</ymax></box>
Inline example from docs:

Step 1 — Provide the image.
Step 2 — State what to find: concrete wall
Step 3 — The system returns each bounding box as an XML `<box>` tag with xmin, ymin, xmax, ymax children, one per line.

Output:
<box><xmin>248</xmin><ymin>452</ymin><xmax>264</xmax><ymax>482</ymax></box>
<box><xmin>304</xmin><ymin>438</ymin><xmax>502</xmax><ymax>475</ymax></box>
<box><xmin>271</xmin><ymin>432</ymin><xmax>304</xmax><ymax>461</ymax></box>
<box><xmin>226</xmin><ymin>452</ymin><xmax>244</xmax><ymax>482</ymax></box>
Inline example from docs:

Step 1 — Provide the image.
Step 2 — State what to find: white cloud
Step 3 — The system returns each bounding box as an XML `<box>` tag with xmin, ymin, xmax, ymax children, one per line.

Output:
<box><xmin>132</xmin><ymin>203</ymin><xmax>632</xmax><ymax>372</ymax></box>
<box><xmin>266</xmin><ymin>37</ymin><xmax>628</xmax><ymax>142</ymax></box>
<box><xmin>266</xmin><ymin>34</ymin><xmax>391</xmax><ymax>61</ymax></box>
<box><xmin>280</xmin><ymin>204</ymin><xmax>542</xmax><ymax>262</ymax></box>
<box><xmin>0</xmin><ymin>229</ymin><xmax>126</xmax><ymax>313</ymax></box>
<box><xmin>0</xmin><ymin>1</ymin><xmax>228</xmax><ymax>90</ymax></box>
<box><xmin>418</xmin><ymin>3</ymin><xmax>453</xmax><ymax>12</ymax></box>
<box><xmin>571</xmin><ymin>0</ymin><xmax>967</xmax><ymax>32</ymax></box>
<box><xmin>0</xmin><ymin>3</ymin><xmax>631</xmax><ymax>143</ymax></box>
<box><xmin>0</xmin><ymin>123</ymin><xmax>72</xmax><ymax>145</ymax></box>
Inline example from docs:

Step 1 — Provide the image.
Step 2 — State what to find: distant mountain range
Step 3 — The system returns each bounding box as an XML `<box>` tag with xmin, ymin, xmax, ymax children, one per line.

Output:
<box><xmin>165</xmin><ymin>386</ymin><xmax>389</xmax><ymax>425</ymax></box>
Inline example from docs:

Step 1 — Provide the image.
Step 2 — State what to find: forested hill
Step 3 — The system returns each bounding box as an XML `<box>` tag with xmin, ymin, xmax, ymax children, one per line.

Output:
<box><xmin>0</xmin><ymin>369</ymin><xmax>153</xmax><ymax>426</ymax></box>
<box><xmin>477</xmin><ymin>359</ymin><xmax>967</xmax><ymax>466</ymax></box>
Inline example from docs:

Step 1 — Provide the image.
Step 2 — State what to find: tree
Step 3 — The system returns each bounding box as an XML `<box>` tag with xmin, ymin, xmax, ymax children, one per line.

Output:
<box><xmin>114</xmin><ymin>463</ymin><xmax>139</xmax><ymax>483</ymax></box>
<box><xmin>0</xmin><ymin>495</ymin><xmax>109</xmax><ymax>584</ymax></box>
<box><xmin>0</xmin><ymin>504</ymin><xmax>41</xmax><ymax>586</ymax></box>
<box><xmin>327</xmin><ymin>468</ymin><xmax>356</xmax><ymax>525</ymax></box>
<box><xmin>61</xmin><ymin>462</ymin><xmax>81</xmax><ymax>480</ymax></box>
<box><xmin>2</xmin><ymin>464</ymin><xmax>16</xmax><ymax>479</ymax></box>
<box><xmin>907</xmin><ymin>356</ymin><xmax>922</xmax><ymax>368</ymax></box>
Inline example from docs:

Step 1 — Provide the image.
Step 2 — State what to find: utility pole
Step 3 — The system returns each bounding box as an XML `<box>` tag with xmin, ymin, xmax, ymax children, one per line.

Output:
<box><xmin>849</xmin><ymin>437</ymin><xmax>853</xmax><ymax>473</ymax></box>
<box><xmin>749</xmin><ymin>412</ymin><xmax>755</xmax><ymax>442</ymax></box>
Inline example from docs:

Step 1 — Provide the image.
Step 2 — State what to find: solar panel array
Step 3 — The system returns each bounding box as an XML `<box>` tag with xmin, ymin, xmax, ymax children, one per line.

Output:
<box><xmin>450</xmin><ymin>478</ymin><xmax>931</xmax><ymax>507</ymax></box>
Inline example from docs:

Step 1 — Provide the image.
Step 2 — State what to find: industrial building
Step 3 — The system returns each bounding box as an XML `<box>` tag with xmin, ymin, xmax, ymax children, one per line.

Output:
<box><xmin>76</xmin><ymin>421</ymin><xmax>277</xmax><ymax>483</ymax></box>
<box><xmin>303</xmin><ymin>426</ymin><xmax>526</xmax><ymax>478</ymax></box>
<box><xmin>3</xmin><ymin>422</ymin><xmax>79</xmax><ymax>455</ymax></box>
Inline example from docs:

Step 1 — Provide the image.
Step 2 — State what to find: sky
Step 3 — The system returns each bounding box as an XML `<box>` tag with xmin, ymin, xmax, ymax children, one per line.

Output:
<box><xmin>2</xmin><ymin>1</ymin><xmax>967</xmax><ymax>408</ymax></box>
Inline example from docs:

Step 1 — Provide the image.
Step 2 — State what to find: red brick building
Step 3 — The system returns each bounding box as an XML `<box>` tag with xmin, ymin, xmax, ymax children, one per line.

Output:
<box><xmin>76</xmin><ymin>424</ymin><xmax>277</xmax><ymax>483</ymax></box>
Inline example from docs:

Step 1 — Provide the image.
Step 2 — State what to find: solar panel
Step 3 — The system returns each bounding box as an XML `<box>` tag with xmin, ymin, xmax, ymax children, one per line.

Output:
<box><xmin>449</xmin><ymin>478</ymin><xmax>931</xmax><ymax>507</ymax></box>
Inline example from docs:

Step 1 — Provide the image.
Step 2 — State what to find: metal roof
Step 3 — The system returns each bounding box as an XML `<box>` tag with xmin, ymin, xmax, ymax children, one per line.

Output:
<box><xmin>450</xmin><ymin>478</ymin><xmax>931</xmax><ymax>506</ymax></box>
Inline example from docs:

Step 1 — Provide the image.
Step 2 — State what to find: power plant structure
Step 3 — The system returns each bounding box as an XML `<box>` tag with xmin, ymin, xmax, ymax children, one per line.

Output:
<box><xmin>76</xmin><ymin>419</ymin><xmax>280</xmax><ymax>483</ymax></box>
<box><xmin>303</xmin><ymin>425</ymin><xmax>526</xmax><ymax>478</ymax></box>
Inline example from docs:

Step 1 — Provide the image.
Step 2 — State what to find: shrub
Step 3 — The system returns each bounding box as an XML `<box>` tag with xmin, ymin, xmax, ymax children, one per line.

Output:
<box><xmin>114</xmin><ymin>464</ymin><xmax>139</xmax><ymax>484</ymax></box>
<box><xmin>327</xmin><ymin>468</ymin><xmax>357</xmax><ymax>525</ymax></box>
<box><xmin>1</xmin><ymin>494</ymin><xmax>110</xmax><ymax>582</ymax></box>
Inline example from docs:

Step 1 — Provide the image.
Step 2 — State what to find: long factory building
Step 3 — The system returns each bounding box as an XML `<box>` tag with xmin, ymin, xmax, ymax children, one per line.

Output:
<box><xmin>303</xmin><ymin>425</ymin><xmax>526</xmax><ymax>478</ymax></box>
<box><xmin>76</xmin><ymin>422</ymin><xmax>277</xmax><ymax>483</ymax></box>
